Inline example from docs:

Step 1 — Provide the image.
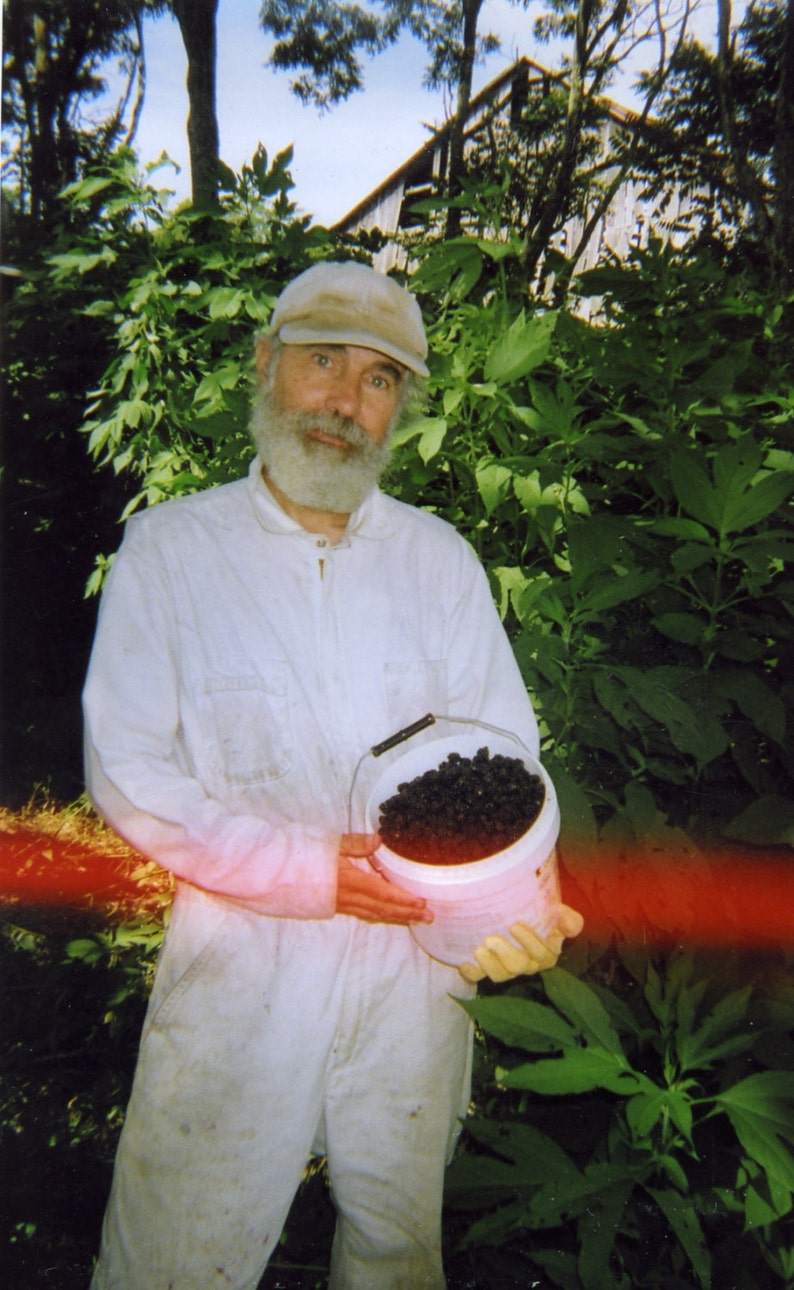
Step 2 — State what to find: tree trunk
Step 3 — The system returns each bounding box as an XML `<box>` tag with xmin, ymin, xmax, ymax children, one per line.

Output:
<box><xmin>716</xmin><ymin>0</ymin><xmax>773</xmax><ymax>247</ymax></box>
<box><xmin>521</xmin><ymin>0</ymin><xmax>593</xmax><ymax>284</ymax></box>
<box><xmin>171</xmin><ymin>0</ymin><xmax>220</xmax><ymax>209</ymax></box>
<box><xmin>445</xmin><ymin>0</ymin><xmax>483</xmax><ymax>239</ymax></box>
<box><xmin>772</xmin><ymin>0</ymin><xmax>794</xmax><ymax>292</ymax></box>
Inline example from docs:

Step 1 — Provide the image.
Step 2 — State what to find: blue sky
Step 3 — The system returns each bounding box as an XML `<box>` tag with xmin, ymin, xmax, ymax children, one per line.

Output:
<box><xmin>129</xmin><ymin>0</ymin><xmax>726</xmax><ymax>227</ymax></box>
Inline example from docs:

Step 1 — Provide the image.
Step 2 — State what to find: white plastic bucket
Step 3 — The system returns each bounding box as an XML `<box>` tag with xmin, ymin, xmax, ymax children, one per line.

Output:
<box><xmin>365</xmin><ymin>732</ymin><xmax>561</xmax><ymax>967</ymax></box>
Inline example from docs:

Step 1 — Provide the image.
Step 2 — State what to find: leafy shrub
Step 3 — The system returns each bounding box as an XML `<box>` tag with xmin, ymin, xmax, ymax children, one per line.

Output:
<box><xmin>8</xmin><ymin>147</ymin><xmax>791</xmax><ymax>1290</ymax></box>
<box><xmin>390</xmin><ymin>229</ymin><xmax>794</xmax><ymax>848</ymax></box>
<box><xmin>0</xmin><ymin>799</ymin><xmax>170</xmax><ymax>1285</ymax></box>
<box><xmin>39</xmin><ymin>147</ymin><xmax>335</xmax><ymax>556</ymax></box>
<box><xmin>445</xmin><ymin>950</ymin><xmax>794</xmax><ymax>1289</ymax></box>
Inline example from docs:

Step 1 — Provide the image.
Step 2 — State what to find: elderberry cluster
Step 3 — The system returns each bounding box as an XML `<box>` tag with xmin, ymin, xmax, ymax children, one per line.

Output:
<box><xmin>378</xmin><ymin>746</ymin><xmax>545</xmax><ymax>866</ymax></box>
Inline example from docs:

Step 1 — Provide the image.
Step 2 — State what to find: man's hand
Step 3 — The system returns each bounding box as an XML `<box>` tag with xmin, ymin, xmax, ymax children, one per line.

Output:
<box><xmin>336</xmin><ymin>834</ymin><xmax>434</xmax><ymax>925</ymax></box>
<box><xmin>458</xmin><ymin>904</ymin><xmax>584</xmax><ymax>983</ymax></box>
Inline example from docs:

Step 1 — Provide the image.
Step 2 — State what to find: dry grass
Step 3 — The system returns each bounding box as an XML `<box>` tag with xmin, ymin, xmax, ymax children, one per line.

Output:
<box><xmin>0</xmin><ymin>793</ymin><xmax>173</xmax><ymax>920</ymax></box>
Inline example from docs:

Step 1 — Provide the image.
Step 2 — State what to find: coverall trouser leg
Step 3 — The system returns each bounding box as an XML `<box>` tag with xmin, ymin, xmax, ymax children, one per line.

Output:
<box><xmin>90</xmin><ymin>887</ymin><xmax>474</xmax><ymax>1290</ymax></box>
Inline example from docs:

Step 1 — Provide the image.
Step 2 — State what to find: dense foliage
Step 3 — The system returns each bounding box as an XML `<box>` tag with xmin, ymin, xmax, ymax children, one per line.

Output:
<box><xmin>397</xmin><ymin>220</ymin><xmax>794</xmax><ymax>849</ymax></box>
<box><xmin>13</xmin><ymin>153</ymin><xmax>791</xmax><ymax>844</ymax></box>
<box><xmin>2</xmin><ymin>99</ymin><xmax>793</xmax><ymax>1287</ymax></box>
<box><xmin>1</xmin><ymin>0</ymin><xmax>157</xmax><ymax>225</ymax></box>
<box><xmin>3</xmin><ymin>808</ymin><xmax>793</xmax><ymax>1287</ymax></box>
<box><xmin>447</xmin><ymin>945</ymin><xmax>794</xmax><ymax>1288</ymax></box>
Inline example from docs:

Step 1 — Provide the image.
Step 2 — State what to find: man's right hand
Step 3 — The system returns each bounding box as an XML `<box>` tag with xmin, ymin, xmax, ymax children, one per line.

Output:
<box><xmin>336</xmin><ymin>834</ymin><xmax>433</xmax><ymax>925</ymax></box>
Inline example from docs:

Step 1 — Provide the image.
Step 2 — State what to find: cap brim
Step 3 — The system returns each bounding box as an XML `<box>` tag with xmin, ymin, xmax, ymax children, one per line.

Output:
<box><xmin>278</xmin><ymin>322</ymin><xmax>429</xmax><ymax>379</ymax></box>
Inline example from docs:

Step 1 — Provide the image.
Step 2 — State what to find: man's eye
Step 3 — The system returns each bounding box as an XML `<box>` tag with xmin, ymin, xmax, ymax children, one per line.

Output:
<box><xmin>313</xmin><ymin>352</ymin><xmax>333</xmax><ymax>368</ymax></box>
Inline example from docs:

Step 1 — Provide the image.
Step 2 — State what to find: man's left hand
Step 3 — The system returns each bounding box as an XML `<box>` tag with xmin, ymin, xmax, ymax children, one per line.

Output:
<box><xmin>458</xmin><ymin>904</ymin><xmax>584</xmax><ymax>983</ymax></box>
<box><xmin>336</xmin><ymin>834</ymin><xmax>434</xmax><ymax>925</ymax></box>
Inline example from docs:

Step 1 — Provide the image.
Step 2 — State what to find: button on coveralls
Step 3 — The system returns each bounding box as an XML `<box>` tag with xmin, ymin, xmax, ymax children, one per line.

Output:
<box><xmin>84</xmin><ymin>458</ymin><xmax>539</xmax><ymax>1290</ymax></box>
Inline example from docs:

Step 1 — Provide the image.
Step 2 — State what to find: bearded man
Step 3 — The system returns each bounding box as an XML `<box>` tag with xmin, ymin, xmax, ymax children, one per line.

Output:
<box><xmin>84</xmin><ymin>261</ymin><xmax>582</xmax><ymax>1290</ymax></box>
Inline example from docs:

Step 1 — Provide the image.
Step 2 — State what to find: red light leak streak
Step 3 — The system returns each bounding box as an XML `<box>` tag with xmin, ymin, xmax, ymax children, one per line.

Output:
<box><xmin>561</xmin><ymin>845</ymin><xmax>794</xmax><ymax>948</ymax></box>
<box><xmin>1</xmin><ymin>829</ymin><xmax>792</xmax><ymax>948</ymax></box>
<box><xmin>0</xmin><ymin>828</ymin><xmax>167</xmax><ymax>911</ymax></box>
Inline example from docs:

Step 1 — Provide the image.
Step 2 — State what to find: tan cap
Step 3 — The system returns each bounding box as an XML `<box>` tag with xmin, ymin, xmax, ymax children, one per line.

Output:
<box><xmin>269</xmin><ymin>261</ymin><xmax>429</xmax><ymax>378</ymax></box>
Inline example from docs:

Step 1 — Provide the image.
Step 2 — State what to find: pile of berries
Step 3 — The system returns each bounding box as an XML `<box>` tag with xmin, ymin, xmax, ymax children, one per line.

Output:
<box><xmin>378</xmin><ymin>746</ymin><xmax>545</xmax><ymax>865</ymax></box>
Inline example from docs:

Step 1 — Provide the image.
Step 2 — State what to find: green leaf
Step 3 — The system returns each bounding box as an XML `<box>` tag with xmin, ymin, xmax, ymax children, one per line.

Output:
<box><xmin>446</xmin><ymin>1118</ymin><xmax>581</xmax><ymax>1210</ymax></box>
<box><xmin>512</xmin><ymin>470</ymin><xmax>544</xmax><ymax>514</ymax></box>
<box><xmin>626</xmin><ymin>670</ymin><xmax>728</xmax><ymax>767</ymax></box>
<box><xmin>531</xmin><ymin>1161</ymin><xmax>640</xmax><ymax>1226</ymax></box>
<box><xmin>576</xmin><ymin>568</ymin><xmax>659</xmax><ymax>616</ymax></box>
<box><xmin>418</xmin><ymin>418</ymin><xmax>448</xmax><ymax>464</ymax></box>
<box><xmin>547</xmin><ymin>762</ymin><xmax>598</xmax><ymax>849</ymax></box>
<box><xmin>627</xmin><ymin>1083</ymin><xmax>696</xmax><ymax>1144</ymax></box>
<box><xmin>723</xmin><ymin>796</ymin><xmax>794</xmax><ymax>846</ymax></box>
<box><xmin>592</xmin><ymin>672</ymin><xmax>635</xmax><ymax>731</ymax></box>
<box><xmin>207</xmin><ymin>287</ymin><xmax>246</xmax><ymax>320</ymax></box>
<box><xmin>444</xmin><ymin>1155</ymin><xmax>536</xmax><ymax>1213</ymax></box>
<box><xmin>626</xmin><ymin>1086</ymin><xmax>671</xmax><ymax>1139</ymax></box>
<box><xmin>577</xmin><ymin>1175</ymin><xmax>634</xmax><ymax>1290</ymax></box>
<box><xmin>476</xmin><ymin>461</ymin><xmax>513</xmax><ymax>516</ymax></box>
<box><xmin>652</xmin><ymin>612</ymin><xmax>706</xmax><ymax>646</ymax></box>
<box><xmin>492</xmin><ymin>565</ymin><xmax>530</xmax><ymax>620</ymax></box>
<box><xmin>717</xmin><ymin>1071</ymin><xmax>794</xmax><ymax>1192</ymax></box>
<box><xmin>498</xmin><ymin>1046</ymin><xmax>646</xmax><ymax>1096</ymax></box>
<box><xmin>645</xmin><ymin>1186</ymin><xmax>711</xmax><ymax>1288</ymax></box>
<box><xmin>391</xmin><ymin>416</ymin><xmax>447</xmax><ymax>463</ymax></box>
<box><xmin>714</xmin><ymin>671</ymin><xmax>787</xmax><ymax>745</ymax></box>
<box><xmin>542</xmin><ymin>968</ymin><xmax>626</xmax><ymax>1055</ymax></box>
<box><xmin>459</xmin><ymin>995</ymin><xmax>579</xmax><ymax>1052</ymax></box>
<box><xmin>665</xmin><ymin>1088</ymin><xmax>696</xmax><ymax>1140</ymax></box>
<box><xmin>670</xmin><ymin>451</ymin><xmax>720</xmax><ymax>529</ymax></box>
<box><xmin>659</xmin><ymin>1152</ymin><xmax>690</xmax><ymax>1193</ymax></box>
<box><xmin>47</xmin><ymin>247</ymin><xmax>117</xmax><ymax>277</ymax></box>
<box><xmin>60</xmin><ymin>174</ymin><xmax>115</xmax><ymax>201</ymax></box>
<box><xmin>672</xmin><ymin>543</ymin><xmax>715</xmax><ymax>577</ymax></box>
<box><xmin>82</xmin><ymin>299</ymin><xmax>116</xmax><ymax>318</ymax></box>
<box><xmin>526</xmin><ymin>377</ymin><xmax>579</xmax><ymax>442</ymax></box>
<box><xmin>412</xmin><ymin>239</ymin><xmax>483</xmax><ymax>294</ymax></box>
<box><xmin>649</xmin><ymin>517</ymin><xmax>713</xmax><ymax>543</ymax></box>
<box><xmin>671</xmin><ymin>441</ymin><xmax>794</xmax><ymax>538</ymax></box>
<box><xmin>721</xmin><ymin>470</ymin><xmax>794</xmax><ymax>534</ymax></box>
<box><xmin>484</xmin><ymin>311</ymin><xmax>556</xmax><ymax>384</ymax></box>
<box><xmin>676</xmin><ymin>986</ymin><xmax>753</xmax><ymax>1073</ymax></box>
<box><xmin>744</xmin><ymin>1180</ymin><xmax>793</xmax><ymax>1231</ymax></box>
<box><xmin>65</xmin><ymin>938</ymin><xmax>104</xmax><ymax>965</ymax></box>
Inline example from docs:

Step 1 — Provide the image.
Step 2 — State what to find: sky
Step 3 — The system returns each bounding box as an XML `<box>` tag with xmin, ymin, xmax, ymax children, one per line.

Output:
<box><xmin>125</xmin><ymin>0</ymin><xmax>726</xmax><ymax>228</ymax></box>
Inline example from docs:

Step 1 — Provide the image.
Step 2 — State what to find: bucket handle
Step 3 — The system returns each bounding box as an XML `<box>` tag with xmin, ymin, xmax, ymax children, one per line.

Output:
<box><xmin>347</xmin><ymin>713</ymin><xmax>535</xmax><ymax>834</ymax></box>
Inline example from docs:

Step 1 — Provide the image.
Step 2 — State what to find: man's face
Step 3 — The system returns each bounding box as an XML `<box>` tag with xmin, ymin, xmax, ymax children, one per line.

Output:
<box><xmin>268</xmin><ymin>342</ymin><xmax>405</xmax><ymax>444</ymax></box>
<box><xmin>251</xmin><ymin>341</ymin><xmax>406</xmax><ymax>514</ymax></box>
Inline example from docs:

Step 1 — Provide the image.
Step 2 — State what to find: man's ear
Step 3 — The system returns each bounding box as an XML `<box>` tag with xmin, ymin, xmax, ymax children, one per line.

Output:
<box><xmin>255</xmin><ymin>337</ymin><xmax>273</xmax><ymax>383</ymax></box>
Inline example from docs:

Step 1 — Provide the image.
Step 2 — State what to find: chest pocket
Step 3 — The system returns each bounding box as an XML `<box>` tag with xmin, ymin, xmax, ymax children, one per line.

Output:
<box><xmin>206</xmin><ymin>669</ymin><xmax>293</xmax><ymax>785</ymax></box>
<box><xmin>383</xmin><ymin>660</ymin><xmax>449</xmax><ymax>729</ymax></box>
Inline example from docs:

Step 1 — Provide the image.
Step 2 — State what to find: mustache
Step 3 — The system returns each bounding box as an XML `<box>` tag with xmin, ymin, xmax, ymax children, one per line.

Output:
<box><xmin>290</xmin><ymin>410</ymin><xmax>374</xmax><ymax>451</ymax></box>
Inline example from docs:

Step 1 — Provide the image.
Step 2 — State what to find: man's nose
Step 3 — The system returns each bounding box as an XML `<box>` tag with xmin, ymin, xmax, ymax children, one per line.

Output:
<box><xmin>325</xmin><ymin>371</ymin><xmax>361</xmax><ymax>420</ymax></box>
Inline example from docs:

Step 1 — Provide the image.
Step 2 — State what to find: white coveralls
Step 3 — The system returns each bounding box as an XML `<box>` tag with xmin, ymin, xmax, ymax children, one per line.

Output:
<box><xmin>84</xmin><ymin>458</ymin><xmax>539</xmax><ymax>1290</ymax></box>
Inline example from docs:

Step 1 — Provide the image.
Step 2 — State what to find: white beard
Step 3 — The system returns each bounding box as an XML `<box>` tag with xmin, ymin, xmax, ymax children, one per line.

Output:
<box><xmin>250</xmin><ymin>389</ymin><xmax>392</xmax><ymax>514</ymax></box>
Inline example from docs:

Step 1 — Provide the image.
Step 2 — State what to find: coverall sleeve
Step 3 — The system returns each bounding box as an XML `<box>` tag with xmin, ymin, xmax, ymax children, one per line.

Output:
<box><xmin>82</xmin><ymin>528</ymin><xmax>339</xmax><ymax>920</ymax></box>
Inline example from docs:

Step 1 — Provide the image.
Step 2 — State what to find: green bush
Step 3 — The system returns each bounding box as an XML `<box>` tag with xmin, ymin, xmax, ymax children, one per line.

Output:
<box><xmin>7</xmin><ymin>150</ymin><xmax>792</xmax><ymax>1288</ymax></box>
<box><xmin>445</xmin><ymin>950</ymin><xmax>794</xmax><ymax>1288</ymax></box>
<box><xmin>0</xmin><ymin>801</ymin><xmax>170</xmax><ymax>1285</ymax></box>
<box><xmin>390</xmin><ymin>230</ymin><xmax>794</xmax><ymax>848</ymax></box>
<box><xmin>42</xmin><ymin>147</ymin><xmax>334</xmax><ymax>548</ymax></box>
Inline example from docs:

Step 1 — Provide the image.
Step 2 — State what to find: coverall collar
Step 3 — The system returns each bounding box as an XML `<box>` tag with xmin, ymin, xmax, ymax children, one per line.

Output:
<box><xmin>246</xmin><ymin>454</ymin><xmax>395</xmax><ymax>544</ymax></box>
